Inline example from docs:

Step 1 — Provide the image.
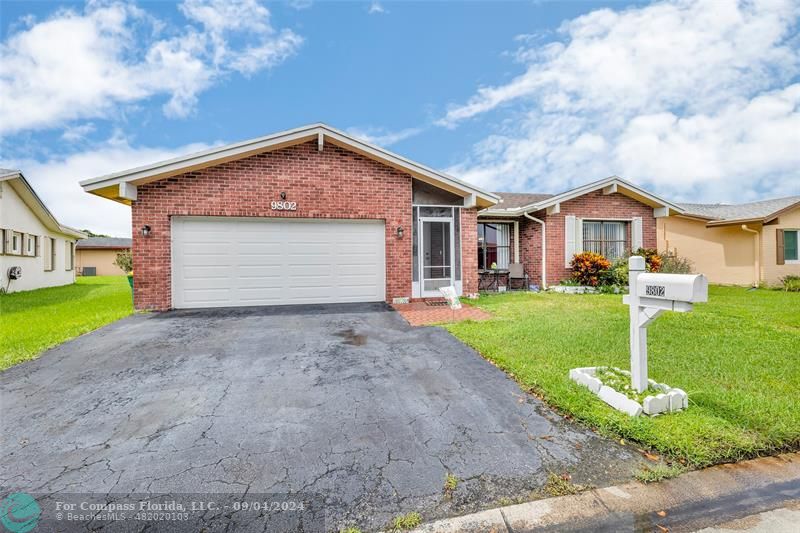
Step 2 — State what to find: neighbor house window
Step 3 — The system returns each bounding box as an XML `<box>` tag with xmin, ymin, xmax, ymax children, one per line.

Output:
<box><xmin>65</xmin><ymin>241</ymin><xmax>74</xmax><ymax>271</ymax></box>
<box><xmin>783</xmin><ymin>230</ymin><xmax>799</xmax><ymax>263</ymax></box>
<box><xmin>25</xmin><ymin>234</ymin><xmax>37</xmax><ymax>256</ymax></box>
<box><xmin>583</xmin><ymin>221</ymin><xmax>628</xmax><ymax>260</ymax></box>
<box><xmin>478</xmin><ymin>222</ymin><xmax>511</xmax><ymax>269</ymax></box>
<box><xmin>44</xmin><ymin>238</ymin><xmax>55</xmax><ymax>271</ymax></box>
<box><xmin>11</xmin><ymin>231</ymin><xmax>22</xmax><ymax>255</ymax></box>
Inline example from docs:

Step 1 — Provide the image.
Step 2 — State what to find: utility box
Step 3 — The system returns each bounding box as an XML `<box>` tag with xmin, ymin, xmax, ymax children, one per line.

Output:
<box><xmin>636</xmin><ymin>273</ymin><xmax>708</xmax><ymax>303</ymax></box>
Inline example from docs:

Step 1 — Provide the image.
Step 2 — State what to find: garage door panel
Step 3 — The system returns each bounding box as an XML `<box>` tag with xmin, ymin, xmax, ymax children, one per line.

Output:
<box><xmin>172</xmin><ymin>217</ymin><xmax>385</xmax><ymax>308</ymax></box>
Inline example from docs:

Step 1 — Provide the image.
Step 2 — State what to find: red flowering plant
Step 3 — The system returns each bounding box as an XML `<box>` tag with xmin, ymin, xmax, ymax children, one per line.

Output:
<box><xmin>570</xmin><ymin>252</ymin><xmax>612</xmax><ymax>287</ymax></box>
<box><xmin>634</xmin><ymin>248</ymin><xmax>662</xmax><ymax>272</ymax></box>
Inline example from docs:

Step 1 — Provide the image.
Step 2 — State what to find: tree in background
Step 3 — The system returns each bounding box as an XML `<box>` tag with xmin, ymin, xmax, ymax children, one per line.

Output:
<box><xmin>114</xmin><ymin>250</ymin><xmax>133</xmax><ymax>274</ymax></box>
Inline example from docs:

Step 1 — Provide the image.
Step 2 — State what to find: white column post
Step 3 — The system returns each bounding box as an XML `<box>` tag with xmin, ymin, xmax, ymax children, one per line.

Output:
<box><xmin>629</xmin><ymin>256</ymin><xmax>648</xmax><ymax>393</ymax></box>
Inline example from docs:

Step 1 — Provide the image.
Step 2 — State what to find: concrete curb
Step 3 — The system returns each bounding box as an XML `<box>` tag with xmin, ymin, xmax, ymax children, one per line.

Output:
<box><xmin>412</xmin><ymin>453</ymin><xmax>800</xmax><ymax>533</ymax></box>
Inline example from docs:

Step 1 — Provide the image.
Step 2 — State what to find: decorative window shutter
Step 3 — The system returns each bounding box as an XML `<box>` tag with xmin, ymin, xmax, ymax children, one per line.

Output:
<box><xmin>575</xmin><ymin>218</ymin><xmax>584</xmax><ymax>254</ymax></box>
<box><xmin>565</xmin><ymin>215</ymin><xmax>576</xmax><ymax>267</ymax></box>
<box><xmin>631</xmin><ymin>217</ymin><xmax>643</xmax><ymax>251</ymax></box>
<box><xmin>776</xmin><ymin>229</ymin><xmax>785</xmax><ymax>265</ymax></box>
<box><xmin>35</xmin><ymin>235</ymin><xmax>40</xmax><ymax>257</ymax></box>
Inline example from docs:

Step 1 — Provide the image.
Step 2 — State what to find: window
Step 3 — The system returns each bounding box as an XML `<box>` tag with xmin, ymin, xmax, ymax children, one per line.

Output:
<box><xmin>783</xmin><ymin>230</ymin><xmax>799</xmax><ymax>263</ymax></box>
<box><xmin>478</xmin><ymin>222</ymin><xmax>511</xmax><ymax>269</ymax></box>
<box><xmin>44</xmin><ymin>238</ymin><xmax>55</xmax><ymax>271</ymax></box>
<box><xmin>11</xmin><ymin>231</ymin><xmax>22</xmax><ymax>255</ymax></box>
<box><xmin>65</xmin><ymin>241</ymin><xmax>74</xmax><ymax>271</ymax></box>
<box><xmin>25</xmin><ymin>234</ymin><xmax>37</xmax><ymax>256</ymax></box>
<box><xmin>583</xmin><ymin>221</ymin><xmax>628</xmax><ymax>260</ymax></box>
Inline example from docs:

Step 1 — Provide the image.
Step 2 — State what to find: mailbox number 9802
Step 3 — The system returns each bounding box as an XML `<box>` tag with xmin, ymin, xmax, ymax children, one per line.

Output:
<box><xmin>271</xmin><ymin>201</ymin><xmax>297</xmax><ymax>211</ymax></box>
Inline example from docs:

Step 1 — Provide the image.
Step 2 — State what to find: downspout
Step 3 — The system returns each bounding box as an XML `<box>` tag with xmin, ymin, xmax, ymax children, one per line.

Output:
<box><xmin>523</xmin><ymin>212</ymin><xmax>547</xmax><ymax>289</ymax></box>
<box><xmin>740</xmin><ymin>225</ymin><xmax>760</xmax><ymax>288</ymax></box>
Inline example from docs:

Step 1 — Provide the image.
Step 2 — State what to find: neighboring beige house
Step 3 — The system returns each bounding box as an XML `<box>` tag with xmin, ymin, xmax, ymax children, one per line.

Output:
<box><xmin>658</xmin><ymin>196</ymin><xmax>800</xmax><ymax>287</ymax></box>
<box><xmin>0</xmin><ymin>168</ymin><xmax>86</xmax><ymax>293</ymax></box>
<box><xmin>76</xmin><ymin>237</ymin><xmax>132</xmax><ymax>276</ymax></box>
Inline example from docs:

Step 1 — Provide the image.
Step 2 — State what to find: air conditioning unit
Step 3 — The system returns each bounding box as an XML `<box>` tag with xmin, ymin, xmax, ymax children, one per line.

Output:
<box><xmin>7</xmin><ymin>266</ymin><xmax>22</xmax><ymax>280</ymax></box>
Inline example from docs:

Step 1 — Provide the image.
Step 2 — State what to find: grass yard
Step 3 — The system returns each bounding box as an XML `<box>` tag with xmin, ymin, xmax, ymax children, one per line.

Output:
<box><xmin>0</xmin><ymin>276</ymin><xmax>133</xmax><ymax>370</ymax></box>
<box><xmin>448</xmin><ymin>286</ymin><xmax>800</xmax><ymax>467</ymax></box>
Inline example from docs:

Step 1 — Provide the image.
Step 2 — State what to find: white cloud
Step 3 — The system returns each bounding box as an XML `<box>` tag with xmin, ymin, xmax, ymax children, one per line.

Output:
<box><xmin>442</xmin><ymin>0</ymin><xmax>800</xmax><ymax>202</ymax></box>
<box><xmin>1</xmin><ymin>135</ymin><xmax>215</xmax><ymax>236</ymax></box>
<box><xmin>368</xmin><ymin>2</ymin><xmax>387</xmax><ymax>15</ymax></box>
<box><xmin>346</xmin><ymin>126</ymin><xmax>422</xmax><ymax>146</ymax></box>
<box><xmin>61</xmin><ymin>123</ymin><xmax>97</xmax><ymax>142</ymax></box>
<box><xmin>0</xmin><ymin>0</ymin><xmax>302</xmax><ymax>134</ymax></box>
<box><xmin>287</xmin><ymin>0</ymin><xmax>313</xmax><ymax>10</ymax></box>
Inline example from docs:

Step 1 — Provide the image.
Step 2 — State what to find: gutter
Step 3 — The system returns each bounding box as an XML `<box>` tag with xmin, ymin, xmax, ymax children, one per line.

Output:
<box><xmin>523</xmin><ymin>212</ymin><xmax>547</xmax><ymax>289</ymax></box>
<box><xmin>740</xmin><ymin>225</ymin><xmax>760</xmax><ymax>288</ymax></box>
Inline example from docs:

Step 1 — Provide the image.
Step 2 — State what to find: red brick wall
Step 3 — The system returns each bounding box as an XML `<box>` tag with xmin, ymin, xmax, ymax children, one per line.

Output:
<box><xmin>515</xmin><ymin>190</ymin><xmax>658</xmax><ymax>286</ymax></box>
<box><xmin>460</xmin><ymin>208</ymin><xmax>478</xmax><ymax>294</ymax></box>
<box><xmin>132</xmin><ymin>140</ymin><xmax>440</xmax><ymax>310</ymax></box>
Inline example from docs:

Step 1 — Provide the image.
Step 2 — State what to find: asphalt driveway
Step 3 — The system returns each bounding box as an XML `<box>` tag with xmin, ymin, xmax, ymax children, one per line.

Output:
<box><xmin>1</xmin><ymin>303</ymin><xmax>646</xmax><ymax>532</ymax></box>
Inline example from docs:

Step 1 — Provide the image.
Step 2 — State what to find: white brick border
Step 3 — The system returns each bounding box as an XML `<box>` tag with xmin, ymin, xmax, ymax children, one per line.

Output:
<box><xmin>569</xmin><ymin>367</ymin><xmax>687</xmax><ymax>417</ymax></box>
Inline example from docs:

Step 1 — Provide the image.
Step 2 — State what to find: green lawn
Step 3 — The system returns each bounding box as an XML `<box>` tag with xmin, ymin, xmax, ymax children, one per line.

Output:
<box><xmin>0</xmin><ymin>276</ymin><xmax>133</xmax><ymax>370</ymax></box>
<box><xmin>447</xmin><ymin>286</ymin><xmax>800</xmax><ymax>467</ymax></box>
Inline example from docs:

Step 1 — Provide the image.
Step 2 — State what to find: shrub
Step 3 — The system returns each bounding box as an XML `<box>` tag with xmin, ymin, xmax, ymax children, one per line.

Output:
<box><xmin>782</xmin><ymin>275</ymin><xmax>800</xmax><ymax>292</ymax></box>
<box><xmin>659</xmin><ymin>251</ymin><xmax>693</xmax><ymax>274</ymax></box>
<box><xmin>114</xmin><ymin>250</ymin><xmax>133</xmax><ymax>274</ymax></box>
<box><xmin>633</xmin><ymin>248</ymin><xmax>662</xmax><ymax>272</ymax></box>
<box><xmin>570</xmin><ymin>252</ymin><xmax>611</xmax><ymax>287</ymax></box>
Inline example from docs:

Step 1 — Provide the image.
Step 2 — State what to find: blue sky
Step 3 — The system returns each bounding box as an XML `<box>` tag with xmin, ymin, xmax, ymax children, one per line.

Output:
<box><xmin>1</xmin><ymin>0</ymin><xmax>798</xmax><ymax>236</ymax></box>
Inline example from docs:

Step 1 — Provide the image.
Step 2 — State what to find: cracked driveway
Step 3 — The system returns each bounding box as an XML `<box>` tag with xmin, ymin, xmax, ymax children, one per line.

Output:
<box><xmin>1</xmin><ymin>303</ymin><xmax>646</xmax><ymax>531</ymax></box>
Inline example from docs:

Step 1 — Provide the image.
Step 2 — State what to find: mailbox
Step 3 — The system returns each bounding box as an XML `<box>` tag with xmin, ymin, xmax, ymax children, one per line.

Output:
<box><xmin>636</xmin><ymin>273</ymin><xmax>708</xmax><ymax>303</ymax></box>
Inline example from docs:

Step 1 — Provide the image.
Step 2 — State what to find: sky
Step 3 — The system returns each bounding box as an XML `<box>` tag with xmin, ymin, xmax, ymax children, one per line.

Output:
<box><xmin>1</xmin><ymin>0</ymin><xmax>799</xmax><ymax>237</ymax></box>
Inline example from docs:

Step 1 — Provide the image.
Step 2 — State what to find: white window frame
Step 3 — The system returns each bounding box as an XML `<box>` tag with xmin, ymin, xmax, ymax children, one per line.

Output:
<box><xmin>582</xmin><ymin>220</ymin><xmax>630</xmax><ymax>260</ymax></box>
<box><xmin>785</xmin><ymin>229</ymin><xmax>800</xmax><ymax>264</ymax></box>
<box><xmin>11</xmin><ymin>231</ymin><xmax>22</xmax><ymax>255</ymax></box>
<box><xmin>25</xmin><ymin>234</ymin><xmax>37</xmax><ymax>257</ymax></box>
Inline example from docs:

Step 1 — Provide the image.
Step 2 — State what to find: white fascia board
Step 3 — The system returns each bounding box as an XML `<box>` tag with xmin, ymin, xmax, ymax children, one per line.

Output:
<box><xmin>80</xmin><ymin>123</ymin><xmax>499</xmax><ymax>207</ymax></box>
<box><xmin>321</xmin><ymin>128</ymin><xmax>498</xmax><ymax>204</ymax></box>
<box><xmin>508</xmin><ymin>176</ymin><xmax>685</xmax><ymax>215</ymax></box>
<box><xmin>8</xmin><ymin>175</ymin><xmax>87</xmax><ymax>239</ymax></box>
<box><xmin>80</xmin><ymin>124</ymin><xmax>323</xmax><ymax>190</ymax></box>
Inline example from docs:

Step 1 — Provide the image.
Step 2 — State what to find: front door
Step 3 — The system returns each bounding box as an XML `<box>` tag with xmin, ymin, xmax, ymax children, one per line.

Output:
<box><xmin>420</xmin><ymin>218</ymin><xmax>454</xmax><ymax>297</ymax></box>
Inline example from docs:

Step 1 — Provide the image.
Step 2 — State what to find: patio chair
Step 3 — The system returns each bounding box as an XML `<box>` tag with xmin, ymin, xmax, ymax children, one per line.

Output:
<box><xmin>508</xmin><ymin>263</ymin><xmax>528</xmax><ymax>290</ymax></box>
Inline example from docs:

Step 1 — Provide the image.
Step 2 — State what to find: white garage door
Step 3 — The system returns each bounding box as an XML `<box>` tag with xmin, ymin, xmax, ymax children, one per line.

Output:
<box><xmin>171</xmin><ymin>217</ymin><xmax>385</xmax><ymax>309</ymax></box>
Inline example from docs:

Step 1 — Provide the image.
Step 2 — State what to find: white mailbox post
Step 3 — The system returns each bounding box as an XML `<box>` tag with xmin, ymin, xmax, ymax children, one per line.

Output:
<box><xmin>623</xmin><ymin>256</ymin><xmax>708</xmax><ymax>393</ymax></box>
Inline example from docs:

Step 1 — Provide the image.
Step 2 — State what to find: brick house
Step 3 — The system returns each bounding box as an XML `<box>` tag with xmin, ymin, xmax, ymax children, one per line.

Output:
<box><xmin>81</xmin><ymin>124</ymin><xmax>682</xmax><ymax>310</ymax></box>
<box><xmin>478</xmin><ymin>177</ymin><xmax>683</xmax><ymax>290</ymax></box>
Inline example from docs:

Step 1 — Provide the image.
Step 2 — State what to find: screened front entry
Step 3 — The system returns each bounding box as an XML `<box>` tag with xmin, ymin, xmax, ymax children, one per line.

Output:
<box><xmin>412</xmin><ymin>206</ymin><xmax>462</xmax><ymax>298</ymax></box>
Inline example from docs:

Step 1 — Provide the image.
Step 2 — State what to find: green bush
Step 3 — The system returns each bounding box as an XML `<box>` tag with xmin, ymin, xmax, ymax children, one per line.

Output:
<box><xmin>570</xmin><ymin>252</ymin><xmax>611</xmax><ymax>286</ymax></box>
<box><xmin>659</xmin><ymin>251</ymin><xmax>693</xmax><ymax>274</ymax></box>
<box><xmin>782</xmin><ymin>275</ymin><xmax>800</xmax><ymax>292</ymax></box>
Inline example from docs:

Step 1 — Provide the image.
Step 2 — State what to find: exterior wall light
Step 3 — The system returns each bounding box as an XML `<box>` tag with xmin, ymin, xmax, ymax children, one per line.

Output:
<box><xmin>397</xmin><ymin>226</ymin><xmax>404</xmax><ymax>238</ymax></box>
<box><xmin>141</xmin><ymin>225</ymin><xmax>151</xmax><ymax>237</ymax></box>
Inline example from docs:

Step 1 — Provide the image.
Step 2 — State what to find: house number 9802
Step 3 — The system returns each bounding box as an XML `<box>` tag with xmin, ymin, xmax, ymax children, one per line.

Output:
<box><xmin>271</xmin><ymin>201</ymin><xmax>297</xmax><ymax>211</ymax></box>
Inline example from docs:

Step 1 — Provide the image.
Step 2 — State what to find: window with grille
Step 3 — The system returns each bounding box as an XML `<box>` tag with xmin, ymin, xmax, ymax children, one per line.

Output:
<box><xmin>582</xmin><ymin>221</ymin><xmax>628</xmax><ymax>259</ymax></box>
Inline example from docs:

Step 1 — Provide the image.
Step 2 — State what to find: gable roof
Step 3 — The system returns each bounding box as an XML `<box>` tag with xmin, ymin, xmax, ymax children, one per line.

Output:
<box><xmin>1</xmin><ymin>169</ymin><xmax>86</xmax><ymax>240</ymax></box>
<box><xmin>80</xmin><ymin>123</ymin><xmax>499</xmax><ymax>208</ymax></box>
<box><xmin>483</xmin><ymin>176</ymin><xmax>684</xmax><ymax>216</ymax></box>
<box><xmin>679</xmin><ymin>196</ymin><xmax>800</xmax><ymax>225</ymax></box>
<box><xmin>76</xmin><ymin>237</ymin><xmax>132</xmax><ymax>249</ymax></box>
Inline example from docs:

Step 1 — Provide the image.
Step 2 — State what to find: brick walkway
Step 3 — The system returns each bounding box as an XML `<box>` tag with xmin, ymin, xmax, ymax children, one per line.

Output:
<box><xmin>391</xmin><ymin>301</ymin><xmax>492</xmax><ymax>326</ymax></box>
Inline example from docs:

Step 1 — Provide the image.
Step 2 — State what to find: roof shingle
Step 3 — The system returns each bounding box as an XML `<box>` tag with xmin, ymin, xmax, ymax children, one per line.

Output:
<box><xmin>680</xmin><ymin>196</ymin><xmax>800</xmax><ymax>221</ymax></box>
